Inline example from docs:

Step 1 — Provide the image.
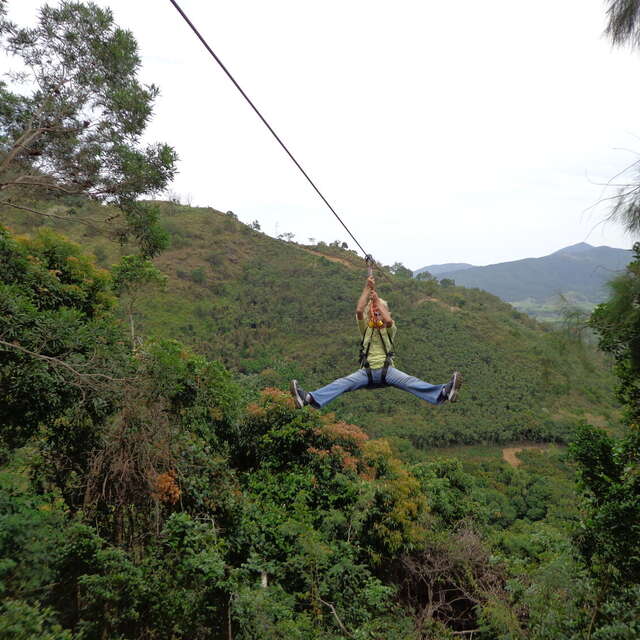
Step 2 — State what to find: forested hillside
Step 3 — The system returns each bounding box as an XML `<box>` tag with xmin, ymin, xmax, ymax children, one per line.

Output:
<box><xmin>2</xmin><ymin>199</ymin><xmax>620</xmax><ymax>450</ymax></box>
<box><xmin>1</xmin><ymin>211</ymin><xmax>636</xmax><ymax>639</ymax></box>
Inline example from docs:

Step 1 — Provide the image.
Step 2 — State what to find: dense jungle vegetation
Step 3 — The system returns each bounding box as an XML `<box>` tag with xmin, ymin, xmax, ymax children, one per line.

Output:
<box><xmin>1</xmin><ymin>1</ymin><xmax>639</xmax><ymax>638</ymax></box>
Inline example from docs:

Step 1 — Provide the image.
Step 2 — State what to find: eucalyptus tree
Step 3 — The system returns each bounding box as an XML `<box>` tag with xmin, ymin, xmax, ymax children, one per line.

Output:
<box><xmin>112</xmin><ymin>254</ymin><xmax>167</xmax><ymax>347</ymax></box>
<box><xmin>0</xmin><ymin>0</ymin><xmax>177</xmax><ymax>257</ymax></box>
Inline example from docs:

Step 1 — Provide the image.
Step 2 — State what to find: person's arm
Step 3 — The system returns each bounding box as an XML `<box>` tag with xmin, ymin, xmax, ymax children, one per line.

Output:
<box><xmin>355</xmin><ymin>276</ymin><xmax>374</xmax><ymax>319</ymax></box>
<box><xmin>371</xmin><ymin>291</ymin><xmax>393</xmax><ymax>327</ymax></box>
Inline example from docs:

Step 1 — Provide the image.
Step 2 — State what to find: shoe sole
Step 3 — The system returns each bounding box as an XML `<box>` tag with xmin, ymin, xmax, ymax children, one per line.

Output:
<box><xmin>448</xmin><ymin>371</ymin><xmax>463</xmax><ymax>403</ymax></box>
<box><xmin>290</xmin><ymin>379</ymin><xmax>304</xmax><ymax>408</ymax></box>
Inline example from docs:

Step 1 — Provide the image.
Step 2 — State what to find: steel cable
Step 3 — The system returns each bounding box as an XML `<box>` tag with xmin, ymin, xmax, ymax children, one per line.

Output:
<box><xmin>168</xmin><ymin>0</ymin><xmax>377</xmax><ymax>263</ymax></box>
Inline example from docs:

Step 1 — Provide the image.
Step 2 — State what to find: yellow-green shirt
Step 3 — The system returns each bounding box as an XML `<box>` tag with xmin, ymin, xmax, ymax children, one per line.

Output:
<box><xmin>357</xmin><ymin>315</ymin><xmax>396</xmax><ymax>369</ymax></box>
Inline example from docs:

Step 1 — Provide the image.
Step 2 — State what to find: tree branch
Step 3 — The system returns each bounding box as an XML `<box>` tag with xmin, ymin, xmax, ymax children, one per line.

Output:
<box><xmin>0</xmin><ymin>124</ymin><xmax>74</xmax><ymax>175</ymax></box>
<box><xmin>0</xmin><ymin>127</ymin><xmax>44</xmax><ymax>173</ymax></box>
<box><xmin>0</xmin><ymin>338</ymin><xmax>130</xmax><ymax>388</ymax></box>
<box><xmin>3</xmin><ymin>176</ymin><xmax>85</xmax><ymax>194</ymax></box>
<box><xmin>0</xmin><ymin>199</ymin><xmax>104</xmax><ymax>226</ymax></box>
<box><xmin>318</xmin><ymin>599</ymin><xmax>354</xmax><ymax>638</ymax></box>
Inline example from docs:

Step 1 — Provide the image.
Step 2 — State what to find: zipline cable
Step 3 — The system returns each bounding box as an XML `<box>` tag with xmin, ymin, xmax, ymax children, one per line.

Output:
<box><xmin>168</xmin><ymin>0</ymin><xmax>380</xmax><ymax>267</ymax></box>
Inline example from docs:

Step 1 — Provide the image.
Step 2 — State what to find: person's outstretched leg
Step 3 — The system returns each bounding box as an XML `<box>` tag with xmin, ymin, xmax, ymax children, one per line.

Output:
<box><xmin>291</xmin><ymin>369</ymin><xmax>370</xmax><ymax>409</ymax></box>
<box><xmin>383</xmin><ymin>367</ymin><xmax>462</xmax><ymax>405</ymax></box>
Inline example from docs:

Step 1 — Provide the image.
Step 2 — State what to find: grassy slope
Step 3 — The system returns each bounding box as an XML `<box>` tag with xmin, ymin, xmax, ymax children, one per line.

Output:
<box><xmin>1</xmin><ymin>199</ymin><xmax>620</xmax><ymax>449</ymax></box>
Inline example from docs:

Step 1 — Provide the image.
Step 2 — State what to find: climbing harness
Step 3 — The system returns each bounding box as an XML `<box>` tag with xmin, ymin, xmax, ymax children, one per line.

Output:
<box><xmin>358</xmin><ymin>324</ymin><xmax>395</xmax><ymax>387</ymax></box>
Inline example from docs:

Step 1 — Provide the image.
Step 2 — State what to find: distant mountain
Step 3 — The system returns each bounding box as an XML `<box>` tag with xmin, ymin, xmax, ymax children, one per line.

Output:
<box><xmin>429</xmin><ymin>242</ymin><xmax>631</xmax><ymax>304</ymax></box>
<box><xmin>414</xmin><ymin>263</ymin><xmax>475</xmax><ymax>277</ymax></box>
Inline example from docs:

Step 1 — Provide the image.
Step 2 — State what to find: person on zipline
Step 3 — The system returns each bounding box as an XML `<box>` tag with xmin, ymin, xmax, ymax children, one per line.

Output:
<box><xmin>290</xmin><ymin>274</ymin><xmax>462</xmax><ymax>409</ymax></box>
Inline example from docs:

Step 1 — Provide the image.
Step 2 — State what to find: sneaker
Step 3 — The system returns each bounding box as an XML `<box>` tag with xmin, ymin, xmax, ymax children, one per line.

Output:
<box><xmin>290</xmin><ymin>379</ymin><xmax>310</xmax><ymax>408</ymax></box>
<box><xmin>442</xmin><ymin>371</ymin><xmax>463</xmax><ymax>403</ymax></box>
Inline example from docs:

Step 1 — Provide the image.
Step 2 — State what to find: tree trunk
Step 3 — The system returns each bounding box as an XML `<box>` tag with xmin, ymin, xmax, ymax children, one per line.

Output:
<box><xmin>129</xmin><ymin>311</ymin><xmax>135</xmax><ymax>349</ymax></box>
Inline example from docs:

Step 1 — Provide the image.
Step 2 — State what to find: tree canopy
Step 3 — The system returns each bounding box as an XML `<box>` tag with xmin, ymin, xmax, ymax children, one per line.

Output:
<box><xmin>0</xmin><ymin>224</ymin><xmax>126</xmax><ymax>451</ymax></box>
<box><xmin>0</xmin><ymin>0</ymin><xmax>177</xmax><ymax>256</ymax></box>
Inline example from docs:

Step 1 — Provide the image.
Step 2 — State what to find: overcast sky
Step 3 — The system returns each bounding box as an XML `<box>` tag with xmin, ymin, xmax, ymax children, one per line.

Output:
<box><xmin>6</xmin><ymin>0</ymin><xmax>640</xmax><ymax>269</ymax></box>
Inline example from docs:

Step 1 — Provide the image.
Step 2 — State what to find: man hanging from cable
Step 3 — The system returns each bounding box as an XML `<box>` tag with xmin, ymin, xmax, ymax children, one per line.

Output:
<box><xmin>290</xmin><ymin>261</ymin><xmax>462</xmax><ymax>410</ymax></box>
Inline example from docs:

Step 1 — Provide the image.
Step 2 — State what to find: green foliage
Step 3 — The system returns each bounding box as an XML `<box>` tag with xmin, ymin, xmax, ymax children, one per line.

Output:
<box><xmin>0</xmin><ymin>371</ymin><xmax>428</xmax><ymax>638</ymax></box>
<box><xmin>413</xmin><ymin>458</ymin><xmax>478</xmax><ymax>525</ymax></box>
<box><xmin>189</xmin><ymin>266</ymin><xmax>206</xmax><ymax>283</ymax></box>
<box><xmin>0</xmin><ymin>600</ymin><xmax>72</xmax><ymax>640</ymax></box>
<box><xmin>582</xmin><ymin>242</ymin><xmax>640</xmax><ymax>596</ymax></box>
<box><xmin>112</xmin><ymin>254</ymin><xmax>167</xmax><ymax>296</ymax></box>
<box><xmin>552</xmin><ymin>238</ymin><xmax>640</xmax><ymax>637</ymax></box>
<box><xmin>389</xmin><ymin>261</ymin><xmax>413</xmax><ymax>279</ymax></box>
<box><xmin>0</xmin><ymin>465</ymin><xmax>65</xmax><ymax>600</ymax></box>
<box><xmin>231</xmin><ymin>586</ymin><xmax>317</xmax><ymax>640</ymax></box>
<box><xmin>591</xmin><ymin>243</ymin><xmax>640</xmax><ymax>420</ymax></box>
<box><xmin>414</xmin><ymin>270</ymin><xmax>435</xmax><ymax>281</ymax></box>
<box><xmin>0</xmin><ymin>1</ymin><xmax>177</xmax><ymax>256</ymax></box>
<box><xmin>571</xmin><ymin>423</ymin><xmax>640</xmax><ymax>587</ymax></box>
<box><xmin>111</xmin><ymin>256</ymin><xmax>167</xmax><ymax>288</ymax></box>
<box><xmin>112</xmin><ymin>254</ymin><xmax>166</xmax><ymax>344</ymax></box>
<box><xmin>0</xmin><ymin>224</ymin><xmax>113</xmax><ymax>314</ymax></box>
<box><xmin>80</xmin><ymin>338</ymin><xmax>243</xmax><ymax>548</ymax></box>
<box><xmin>0</xmin><ymin>225</ymin><xmax>124</xmax><ymax>450</ymax></box>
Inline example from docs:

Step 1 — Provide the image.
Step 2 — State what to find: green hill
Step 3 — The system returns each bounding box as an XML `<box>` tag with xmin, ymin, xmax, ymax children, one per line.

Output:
<box><xmin>1</xmin><ymin>200</ymin><xmax>620</xmax><ymax>449</ymax></box>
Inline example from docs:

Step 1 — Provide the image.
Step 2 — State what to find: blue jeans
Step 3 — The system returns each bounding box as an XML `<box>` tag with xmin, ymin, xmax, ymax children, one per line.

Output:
<box><xmin>309</xmin><ymin>366</ymin><xmax>446</xmax><ymax>408</ymax></box>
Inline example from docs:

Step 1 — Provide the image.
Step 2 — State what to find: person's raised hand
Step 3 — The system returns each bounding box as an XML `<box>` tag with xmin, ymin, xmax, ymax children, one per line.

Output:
<box><xmin>367</xmin><ymin>275</ymin><xmax>375</xmax><ymax>290</ymax></box>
